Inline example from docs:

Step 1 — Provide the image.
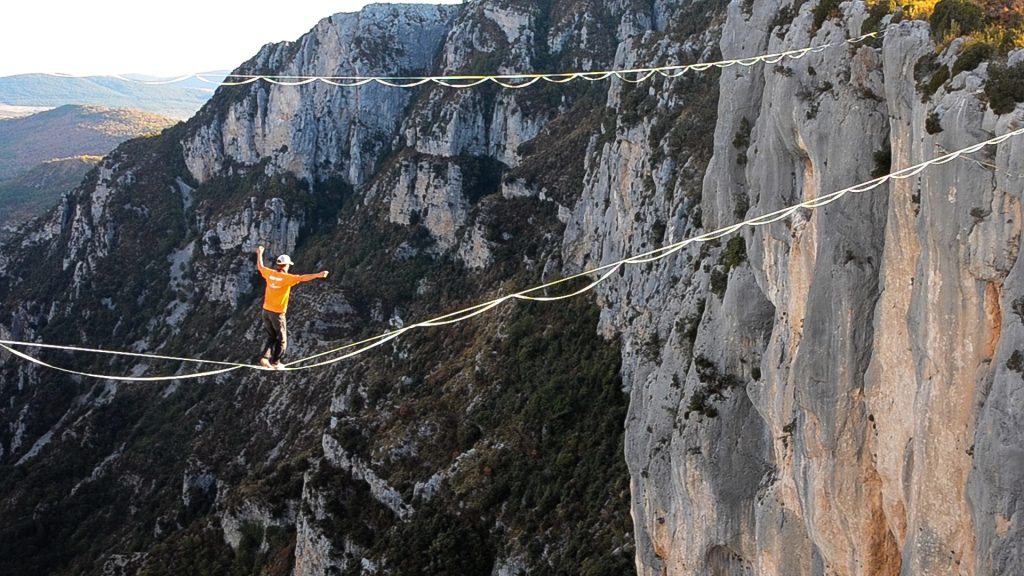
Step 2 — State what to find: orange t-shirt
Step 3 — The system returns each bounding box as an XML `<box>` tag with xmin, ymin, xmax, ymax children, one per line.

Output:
<box><xmin>260</xmin><ymin>267</ymin><xmax>303</xmax><ymax>313</ymax></box>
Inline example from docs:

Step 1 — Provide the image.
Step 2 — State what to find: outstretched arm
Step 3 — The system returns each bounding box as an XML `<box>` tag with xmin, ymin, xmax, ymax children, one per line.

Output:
<box><xmin>299</xmin><ymin>271</ymin><xmax>329</xmax><ymax>282</ymax></box>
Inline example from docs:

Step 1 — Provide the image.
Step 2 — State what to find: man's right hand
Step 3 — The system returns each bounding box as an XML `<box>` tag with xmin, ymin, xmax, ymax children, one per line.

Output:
<box><xmin>257</xmin><ymin>245</ymin><xmax>265</xmax><ymax>253</ymax></box>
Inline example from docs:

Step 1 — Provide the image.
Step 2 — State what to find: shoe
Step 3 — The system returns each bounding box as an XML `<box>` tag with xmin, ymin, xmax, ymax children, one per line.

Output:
<box><xmin>272</xmin><ymin>363</ymin><xmax>286</xmax><ymax>371</ymax></box>
<box><xmin>259</xmin><ymin>358</ymin><xmax>273</xmax><ymax>369</ymax></box>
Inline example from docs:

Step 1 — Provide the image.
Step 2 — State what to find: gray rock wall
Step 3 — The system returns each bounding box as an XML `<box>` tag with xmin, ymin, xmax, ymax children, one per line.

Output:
<box><xmin>573</xmin><ymin>0</ymin><xmax>1024</xmax><ymax>573</ymax></box>
<box><xmin>182</xmin><ymin>5</ymin><xmax>459</xmax><ymax>187</ymax></box>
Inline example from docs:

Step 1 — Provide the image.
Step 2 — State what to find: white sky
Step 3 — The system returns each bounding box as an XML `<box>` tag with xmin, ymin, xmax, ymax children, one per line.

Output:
<box><xmin>1</xmin><ymin>1</ymin><xmax>463</xmax><ymax>77</ymax></box>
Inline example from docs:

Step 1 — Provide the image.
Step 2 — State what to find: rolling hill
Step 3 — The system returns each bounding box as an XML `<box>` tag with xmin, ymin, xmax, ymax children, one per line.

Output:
<box><xmin>0</xmin><ymin>104</ymin><xmax>177</xmax><ymax>180</ymax></box>
<box><xmin>0</xmin><ymin>72</ymin><xmax>226</xmax><ymax>120</ymax></box>
<box><xmin>0</xmin><ymin>104</ymin><xmax>178</xmax><ymax>233</ymax></box>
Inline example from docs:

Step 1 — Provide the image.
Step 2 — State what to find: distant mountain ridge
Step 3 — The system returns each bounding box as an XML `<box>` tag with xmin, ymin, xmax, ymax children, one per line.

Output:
<box><xmin>0</xmin><ymin>104</ymin><xmax>177</xmax><ymax>233</ymax></box>
<box><xmin>0</xmin><ymin>73</ymin><xmax>226</xmax><ymax>120</ymax></box>
<box><xmin>0</xmin><ymin>104</ymin><xmax>176</xmax><ymax>180</ymax></box>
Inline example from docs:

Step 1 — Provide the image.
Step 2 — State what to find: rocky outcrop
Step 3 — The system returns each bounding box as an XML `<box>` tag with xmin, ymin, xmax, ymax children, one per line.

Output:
<box><xmin>321</xmin><ymin>433</ymin><xmax>413</xmax><ymax>519</ymax></box>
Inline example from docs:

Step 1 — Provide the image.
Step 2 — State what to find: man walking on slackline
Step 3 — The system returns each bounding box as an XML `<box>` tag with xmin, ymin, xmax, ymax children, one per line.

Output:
<box><xmin>256</xmin><ymin>245</ymin><xmax>329</xmax><ymax>369</ymax></box>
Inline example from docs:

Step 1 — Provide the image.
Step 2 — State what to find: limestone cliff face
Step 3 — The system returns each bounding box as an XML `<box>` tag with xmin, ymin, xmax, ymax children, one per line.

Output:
<box><xmin>560</xmin><ymin>0</ymin><xmax>1024</xmax><ymax>573</ymax></box>
<box><xmin>182</xmin><ymin>4</ymin><xmax>459</xmax><ymax>187</ymax></box>
<box><xmin>1</xmin><ymin>1</ymin><xmax>1023</xmax><ymax>575</ymax></box>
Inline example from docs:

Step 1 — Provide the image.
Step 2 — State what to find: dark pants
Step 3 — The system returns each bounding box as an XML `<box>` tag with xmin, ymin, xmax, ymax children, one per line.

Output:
<box><xmin>260</xmin><ymin>310</ymin><xmax>287</xmax><ymax>364</ymax></box>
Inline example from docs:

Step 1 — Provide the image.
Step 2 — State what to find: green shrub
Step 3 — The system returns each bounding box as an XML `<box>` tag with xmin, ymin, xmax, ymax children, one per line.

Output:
<box><xmin>915</xmin><ymin>52</ymin><xmax>941</xmax><ymax>83</ymax></box>
<box><xmin>1011</xmin><ymin>295</ymin><xmax>1024</xmax><ymax>323</ymax></box>
<box><xmin>1000</xmin><ymin>26</ymin><xmax>1024</xmax><ymax>53</ymax></box>
<box><xmin>733</xmin><ymin>191</ymin><xmax>750</xmax><ymax>220</ymax></box>
<box><xmin>686</xmin><ymin>388</ymin><xmax>719</xmax><ymax>418</ymax></box>
<box><xmin>930</xmin><ymin>0</ymin><xmax>985</xmax><ymax>41</ymax></box>
<box><xmin>684</xmin><ymin>355</ymin><xmax>745</xmax><ymax>420</ymax></box>
<box><xmin>915</xmin><ymin>52</ymin><xmax>951</xmax><ymax>101</ymax></box>
<box><xmin>926</xmin><ymin>64</ymin><xmax>951</xmax><ymax>98</ymax></box>
<box><xmin>962</xmin><ymin>22</ymin><xmax>1024</xmax><ymax>55</ymax></box>
<box><xmin>812</xmin><ymin>0</ymin><xmax>844</xmax><ymax>33</ymax></box>
<box><xmin>774</xmin><ymin>65</ymin><xmax>795</xmax><ymax>77</ymax></box>
<box><xmin>771</xmin><ymin>4</ymin><xmax>797</xmax><ymax>38</ymax></box>
<box><xmin>721</xmin><ymin>236</ymin><xmax>748</xmax><ymax>271</ymax></box>
<box><xmin>1008</xmin><ymin>350</ymin><xmax>1024</xmax><ymax>374</ymax></box>
<box><xmin>675</xmin><ymin>298</ymin><xmax>706</xmax><ymax>348</ymax></box>
<box><xmin>985</xmin><ymin>61</ymin><xmax>1024</xmax><ymax>114</ymax></box>
<box><xmin>952</xmin><ymin>41</ymin><xmax>994</xmax><ymax>75</ymax></box>
<box><xmin>862</xmin><ymin>0</ymin><xmax>898</xmax><ymax>34</ymax></box>
<box><xmin>872</xmin><ymin>142</ymin><xmax>893</xmax><ymax>178</ymax></box>
<box><xmin>710</xmin><ymin>267</ymin><xmax>729</xmax><ymax>299</ymax></box>
<box><xmin>652</xmin><ymin>219</ymin><xmax>667</xmax><ymax>245</ymax></box>
<box><xmin>926</xmin><ymin>111</ymin><xmax>944</xmax><ymax>134</ymax></box>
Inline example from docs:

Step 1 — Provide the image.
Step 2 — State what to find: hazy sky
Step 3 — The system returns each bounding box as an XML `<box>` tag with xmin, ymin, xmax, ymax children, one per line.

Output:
<box><xmin>1</xmin><ymin>1</ymin><xmax>462</xmax><ymax>77</ymax></box>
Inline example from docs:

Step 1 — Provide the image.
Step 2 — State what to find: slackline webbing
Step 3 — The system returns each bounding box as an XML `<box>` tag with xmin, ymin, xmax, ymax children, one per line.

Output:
<box><xmin>39</xmin><ymin>30</ymin><xmax>884</xmax><ymax>89</ymax></box>
<box><xmin>2</xmin><ymin>125</ymin><xmax>1022</xmax><ymax>381</ymax></box>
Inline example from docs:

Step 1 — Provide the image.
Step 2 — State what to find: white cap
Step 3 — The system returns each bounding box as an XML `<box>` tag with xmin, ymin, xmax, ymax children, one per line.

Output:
<box><xmin>276</xmin><ymin>254</ymin><xmax>295</xmax><ymax>266</ymax></box>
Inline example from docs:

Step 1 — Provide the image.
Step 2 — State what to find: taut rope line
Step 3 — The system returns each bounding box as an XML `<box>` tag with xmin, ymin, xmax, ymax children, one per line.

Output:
<box><xmin>39</xmin><ymin>31</ymin><xmax>884</xmax><ymax>89</ymax></box>
<box><xmin>3</xmin><ymin>125</ymin><xmax>1021</xmax><ymax>381</ymax></box>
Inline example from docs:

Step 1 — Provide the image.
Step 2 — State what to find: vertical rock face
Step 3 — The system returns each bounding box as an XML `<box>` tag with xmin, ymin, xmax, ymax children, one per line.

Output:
<box><xmin>586</xmin><ymin>0</ymin><xmax>1024</xmax><ymax>574</ymax></box>
<box><xmin>182</xmin><ymin>4</ymin><xmax>460</xmax><ymax>187</ymax></box>
<box><xmin>1</xmin><ymin>0</ymin><xmax>1023</xmax><ymax>575</ymax></box>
